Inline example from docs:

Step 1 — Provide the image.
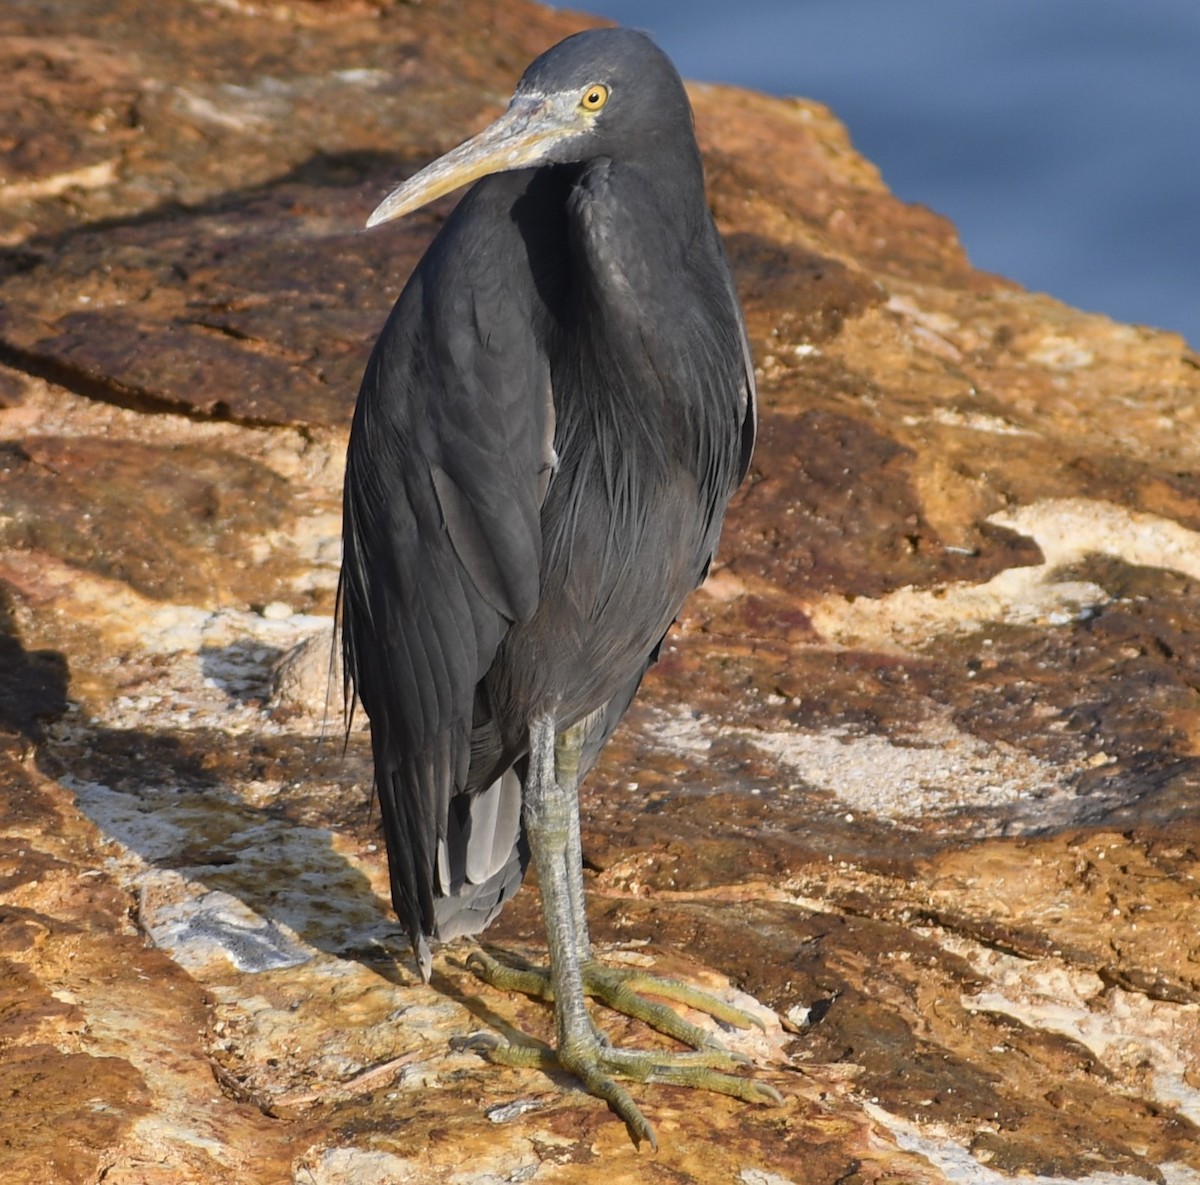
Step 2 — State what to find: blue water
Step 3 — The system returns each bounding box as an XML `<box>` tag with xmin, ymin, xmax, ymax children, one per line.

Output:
<box><xmin>576</xmin><ymin>1</ymin><xmax>1199</xmax><ymax>348</ymax></box>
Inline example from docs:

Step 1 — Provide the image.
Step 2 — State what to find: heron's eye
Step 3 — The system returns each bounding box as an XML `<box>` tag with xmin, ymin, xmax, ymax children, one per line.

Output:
<box><xmin>580</xmin><ymin>83</ymin><xmax>609</xmax><ymax>112</ymax></box>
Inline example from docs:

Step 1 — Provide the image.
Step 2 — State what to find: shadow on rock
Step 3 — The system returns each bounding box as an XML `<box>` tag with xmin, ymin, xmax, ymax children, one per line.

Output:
<box><xmin>0</xmin><ymin>580</ymin><xmax>68</xmax><ymax>749</ymax></box>
<box><xmin>37</xmin><ymin>710</ymin><xmax>414</xmax><ymax>978</ymax></box>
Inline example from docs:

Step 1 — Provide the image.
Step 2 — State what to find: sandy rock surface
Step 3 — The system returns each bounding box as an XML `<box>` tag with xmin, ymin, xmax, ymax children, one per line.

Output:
<box><xmin>1</xmin><ymin>1</ymin><xmax>1198</xmax><ymax>1182</ymax></box>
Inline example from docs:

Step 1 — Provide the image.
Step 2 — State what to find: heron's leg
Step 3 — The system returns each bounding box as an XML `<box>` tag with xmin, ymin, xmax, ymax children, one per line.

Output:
<box><xmin>557</xmin><ymin>722</ymin><xmax>593</xmax><ymax>964</ymax></box>
<box><xmin>465</xmin><ymin>714</ymin><xmax>780</xmax><ymax>1149</ymax></box>
<box><xmin>524</xmin><ymin>713</ymin><xmax>595</xmax><ymax>1046</ymax></box>
<box><xmin>470</xmin><ymin>721</ymin><xmax>769</xmax><ymax>1046</ymax></box>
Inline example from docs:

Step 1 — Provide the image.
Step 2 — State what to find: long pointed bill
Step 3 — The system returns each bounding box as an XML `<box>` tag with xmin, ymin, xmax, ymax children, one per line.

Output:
<box><xmin>366</xmin><ymin>95</ymin><xmax>575</xmax><ymax>228</ymax></box>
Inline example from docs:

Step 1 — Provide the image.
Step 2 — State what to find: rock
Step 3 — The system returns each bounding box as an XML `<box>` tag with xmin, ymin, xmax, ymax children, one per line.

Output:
<box><xmin>269</xmin><ymin>625</ymin><xmax>345</xmax><ymax>723</ymax></box>
<box><xmin>1</xmin><ymin>0</ymin><xmax>1199</xmax><ymax>1181</ymax></box>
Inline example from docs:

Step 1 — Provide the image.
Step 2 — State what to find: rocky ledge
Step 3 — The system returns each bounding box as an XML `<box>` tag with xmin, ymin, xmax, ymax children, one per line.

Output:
<box><xmin>1</xmin><ymin>1</ymin><xmax>1198</xmax><ymax>1183</ymax></box>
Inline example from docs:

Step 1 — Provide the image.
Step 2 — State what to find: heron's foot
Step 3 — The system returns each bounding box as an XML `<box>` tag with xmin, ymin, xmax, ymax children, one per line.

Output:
<box><xmin>467</xmin><ymin>948</ymin><xmax>766</xmax><ymax>1052</ymax></box>
<box><xmin>463</xmin><ymin>948</ymin><xmax>781</xmax><ymax>1147</ymax></box>
<box><xmin>458</xmin><ymin>1028</ymin><xmax>780</xmax><ymax>1150</ymax></box>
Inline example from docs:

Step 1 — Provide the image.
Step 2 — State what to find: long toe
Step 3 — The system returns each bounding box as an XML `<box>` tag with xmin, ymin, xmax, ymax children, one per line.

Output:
<box><xmin>466</xmin><ymin>949</ymin><xmax>556</xmax><ymax>1000</ymax></box>
<box><xmin>598</xmin><ymin>966</ymin><xmax>769</xmax><ymax>1032</ymax></box>
<box><xmin>557</xmin><ymin>1037</ymin><xmax>660</xmax><ymax>1150</ymax></box>
<box><xmin>468</xmin><ymin>949</ymin><xmax>764</xmax><ymax>1044</ymax></box>
<box><xmin>578</xmin><ymin>962</ymin><xmax>764</xmax><ymax>1051</ymax></box>
<box><xmin>556</xmin><ymin>1033</ymin><xmax>780</xmax><ymax>1146</ymax></box>
<box><xmin>574</xmin><ymin>1041</ymin><xmax>781</xmax><ymax>1104</ymax></box>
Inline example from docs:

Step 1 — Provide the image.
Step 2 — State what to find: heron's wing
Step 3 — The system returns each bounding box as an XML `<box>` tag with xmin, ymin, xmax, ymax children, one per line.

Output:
<box><xmin>733</xmin><ymin>308</ymin><xmax>757</xmax><ymax>485</ymax></box>
<box><xmin>340</xmin><ymin>209</ymin><xmax>553</xmax><ymax>974</ymax></box>
<box><xmin>716</xmin><ymin>236</ymin><xmax>757</xmax><ymax>486</ymax></box>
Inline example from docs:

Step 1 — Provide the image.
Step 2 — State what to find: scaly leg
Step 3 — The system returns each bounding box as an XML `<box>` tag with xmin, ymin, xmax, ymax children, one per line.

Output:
<box><xmin>558</xmin><ymin>721</ymin><xmax>593</xmax><ymax>965</ymax></box>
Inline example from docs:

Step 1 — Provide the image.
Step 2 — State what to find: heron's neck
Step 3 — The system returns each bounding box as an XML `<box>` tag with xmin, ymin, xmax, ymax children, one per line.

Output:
<box><xmin>566</xmin><ymin>154</ymin><xmax>710</xmax><ymax>342</ymax></box>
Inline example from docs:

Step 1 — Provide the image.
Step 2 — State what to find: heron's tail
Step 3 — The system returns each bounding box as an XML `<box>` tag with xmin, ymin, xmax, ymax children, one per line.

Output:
<box><xmin>430</xmin><ymin>767</ymin><xmax>529</xmax><ymax>954</ymax></box>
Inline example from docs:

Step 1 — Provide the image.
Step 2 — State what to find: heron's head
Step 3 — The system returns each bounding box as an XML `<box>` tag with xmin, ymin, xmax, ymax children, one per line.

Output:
<box><xmin>366</xmin><ymin>28</ymin><xmax>694</xmax><ymax>227</ymax></box>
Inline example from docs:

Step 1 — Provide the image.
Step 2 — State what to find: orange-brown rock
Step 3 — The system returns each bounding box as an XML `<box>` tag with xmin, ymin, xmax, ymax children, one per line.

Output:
<box><xmin>1</xmin><ymin>0</ymin><xmax>1198</xmax><ymax>1181</ymax></box>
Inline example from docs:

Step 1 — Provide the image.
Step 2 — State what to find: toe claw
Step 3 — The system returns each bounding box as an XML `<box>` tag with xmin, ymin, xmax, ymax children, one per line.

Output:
<box><xmin>630</xmin><ymin>1114</ymin><xmax>658</xmax><ymax>1152</ymax></box>
<box><xmin>449</xmin><ymin>1031</ymin><xmax>500</xmax><ymax>1054</ymax></box>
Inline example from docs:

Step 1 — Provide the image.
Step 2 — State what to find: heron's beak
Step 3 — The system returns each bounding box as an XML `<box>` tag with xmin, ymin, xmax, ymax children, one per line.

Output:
<box><xmin>367</xmin><ymin>95</ymin><xmax>575</xmax><ymax>227</ymax></box>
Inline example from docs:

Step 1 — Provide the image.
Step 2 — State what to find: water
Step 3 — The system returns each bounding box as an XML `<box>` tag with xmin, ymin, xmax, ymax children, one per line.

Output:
<box><xmin>576</xmin><ymin>1</ymin><xmax>1199</xmax><ymax>348</ymax></box>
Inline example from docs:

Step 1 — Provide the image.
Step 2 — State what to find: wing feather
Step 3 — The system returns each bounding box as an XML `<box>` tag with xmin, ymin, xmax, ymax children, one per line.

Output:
<box><xmin>340</xmin><ymin>180</ymin><xmax>553</xmax><ymax>969</ymax></box>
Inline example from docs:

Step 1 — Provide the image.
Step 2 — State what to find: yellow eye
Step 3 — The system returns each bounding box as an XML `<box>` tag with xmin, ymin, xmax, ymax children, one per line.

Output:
<box><xmin>580</xmin><ymin>83</ymin><xmax>609</xmax><ymax>112</ymax></box>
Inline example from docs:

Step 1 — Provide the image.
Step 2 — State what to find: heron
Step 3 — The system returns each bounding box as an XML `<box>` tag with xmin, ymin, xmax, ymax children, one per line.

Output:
<box><xmin>340</xmin><ymin>27</ymin><xmax>775</xmax><ymax>1145</ymax></box>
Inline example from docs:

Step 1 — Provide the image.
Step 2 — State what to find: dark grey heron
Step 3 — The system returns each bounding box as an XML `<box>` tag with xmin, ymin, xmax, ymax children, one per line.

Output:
<box><xmin>340</xmin><ymin>27</ymin><xmax>775</xmax><ymax>1145</ymax></box>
